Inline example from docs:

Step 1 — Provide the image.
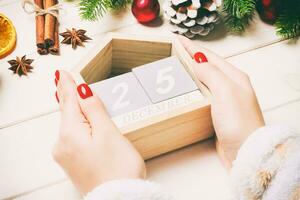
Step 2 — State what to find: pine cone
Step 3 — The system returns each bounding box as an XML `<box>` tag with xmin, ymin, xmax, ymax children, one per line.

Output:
<box><xmin>163</xmin><ymin>0</ymin><xmax>222</xmax><ymax>38</ymax></box>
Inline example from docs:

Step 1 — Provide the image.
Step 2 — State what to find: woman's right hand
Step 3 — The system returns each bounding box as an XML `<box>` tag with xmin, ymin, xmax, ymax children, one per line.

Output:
<box><xmin>178</xmin><ymin>36</ymin><xmax>265</xmax><ymax>169</ymax></box>
<box><xmin>52</xmin><ymin>71</ymin><xmax>146</xmax><ymax>195</ymax></box>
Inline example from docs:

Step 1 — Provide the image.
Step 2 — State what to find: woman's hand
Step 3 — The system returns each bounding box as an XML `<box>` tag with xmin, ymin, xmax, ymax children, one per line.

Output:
<box><xmin>52</xmin><ymin>70</ymin><xmax>146</xmax><ymax>195</ymax></box>
<box><xmin>178</xmin><ymin>36</ymin><xmax>265</xmax><ymax>169</ymax></box>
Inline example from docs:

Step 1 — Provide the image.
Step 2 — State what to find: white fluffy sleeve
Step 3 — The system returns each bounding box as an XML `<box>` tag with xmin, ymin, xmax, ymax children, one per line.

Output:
<box><xmin>84</xmin><ymin>179</ymin><xmax>174</xmax><ymax>200</ymax></box>
<box><xmin>230</xmin><ymin>125</ymin><xmax>300</xmax><ymax>200</ymax></box>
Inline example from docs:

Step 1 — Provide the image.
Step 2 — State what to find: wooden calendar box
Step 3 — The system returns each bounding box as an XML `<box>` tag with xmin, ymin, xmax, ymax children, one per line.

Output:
<box><xmin>72</xmin><ymin>33</ymin><xmax>213</xmax><ymax>160</ymax></box>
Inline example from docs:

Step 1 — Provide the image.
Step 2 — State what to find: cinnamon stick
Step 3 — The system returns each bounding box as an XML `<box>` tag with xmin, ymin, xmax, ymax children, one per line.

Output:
<box><xmin>34</xmin><ymin>0</ymin><xmax>45</xmax><ymax>49</ymax></box>
<box><xmin>44</xmin><ymin>0</ymin><xmax>56</xmax><ymax>48</ymax></box>
<box><xmin>49</xmin><ymin>18</ymin><xmax>60</xmax><ymax>55</ymax></box>
<box><xmin>37</xmin><ymin>47</ymin><xmax>48</xmax><ymax>55</ymax></box>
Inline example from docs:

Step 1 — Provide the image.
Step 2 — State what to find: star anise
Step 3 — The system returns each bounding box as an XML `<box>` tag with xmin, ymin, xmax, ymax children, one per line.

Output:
<box><xmin>59</xmin><ymin>28</ymin><xmax>92</xmax><ymax>49</ymax></box>
<box><xmin>7</xmin><ymin>55</ymin><xmax>34</xmax><ymax>76</ymax></box>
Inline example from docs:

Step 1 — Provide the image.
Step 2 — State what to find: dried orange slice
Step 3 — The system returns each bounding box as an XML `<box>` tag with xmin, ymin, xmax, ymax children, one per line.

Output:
<box><xmin>0</xmin><ymin>14</ymin><xmax>16</xmax><ymax>59</ymax></box>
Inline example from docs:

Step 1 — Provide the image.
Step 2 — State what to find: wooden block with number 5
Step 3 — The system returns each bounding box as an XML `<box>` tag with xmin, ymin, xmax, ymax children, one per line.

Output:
<box><xmin>90</xmin><ymin>72</ymin><xmax>152</xmax><ymax>117</ymax></box>
<box><xmin>132</xmin><ymin>56</ymin><xmax>198</xmax><ymax>103</ymax></box>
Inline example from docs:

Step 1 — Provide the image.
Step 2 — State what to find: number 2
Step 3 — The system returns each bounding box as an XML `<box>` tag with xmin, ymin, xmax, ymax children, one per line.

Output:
<box><xmin>112</xmin><ymin>82</ymin><xmax>130</xmax><ymax>111</ymax></box>
<box><xmin>156</xmin><ymin>66</ymin><xmax>175</xmax><ymax>94</ymax></box>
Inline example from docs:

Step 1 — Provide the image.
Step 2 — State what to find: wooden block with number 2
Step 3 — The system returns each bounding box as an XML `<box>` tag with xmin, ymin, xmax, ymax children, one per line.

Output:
<box><xmin>132</xmin><ymin>56</ymin><xmax>198</xmax><ymax>103</ymax></box>
<box><xmin>89</xmin><ymin>72</ymin><xmax>152</xmax><ymax>117</ymax></box>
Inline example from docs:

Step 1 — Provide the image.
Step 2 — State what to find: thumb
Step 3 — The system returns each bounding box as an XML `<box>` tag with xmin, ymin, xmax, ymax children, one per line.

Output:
<box><xmin>56</xmin><ymin>70</ymin><xmax>84</xmax><ymax>122</ymax></box>
<box><xmin>192</xmin><ymin>62</ymin><xmax>232</xmax><ymax>95</ymax></box>
<box><xmin>76</xmin><ymin>83</ymin><xmax>119</xmax><ymax>136</ymax></box>
<box><xmin>56</xmin><ymin>70</ymin><xmax>89</xmax><ymax>138</ymax></box>
<box><xmin>177</xmin><ymin>35</ymin><xmax>232</xmax><ymax>95</ymax></box>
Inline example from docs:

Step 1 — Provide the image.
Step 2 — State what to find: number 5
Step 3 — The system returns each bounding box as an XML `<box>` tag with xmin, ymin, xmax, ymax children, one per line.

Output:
<box><xmin>156</xmin><ymin>66</ymin><xmax>175</xmax><ymax>94</ymax></box>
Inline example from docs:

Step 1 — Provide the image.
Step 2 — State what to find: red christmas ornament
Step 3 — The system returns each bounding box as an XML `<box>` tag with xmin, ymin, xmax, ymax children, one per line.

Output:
<box><xmin>131</xmin><ymin>0</ymin><xmax>160</xmax><ymax>23</ymax></box>
<box><xmin>257</xmin><ymin>0</ymin><xmax>281</xmax><ymax>24</ymax></box>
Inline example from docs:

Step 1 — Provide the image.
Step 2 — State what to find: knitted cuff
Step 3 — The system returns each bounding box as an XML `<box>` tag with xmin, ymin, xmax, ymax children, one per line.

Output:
<box><xmin>84</xmin><ymin>179</ymin><xmax>174</xmax><ymax>200</ymax></box>
<box><xmin>230</xmin><ymin>125</ymin><xmax>299</xmax><ymax>200</ymax></box>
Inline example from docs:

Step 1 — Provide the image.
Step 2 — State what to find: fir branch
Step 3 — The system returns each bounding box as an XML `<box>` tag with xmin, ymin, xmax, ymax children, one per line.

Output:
<box><xmin>275</xmin><ymin>0</ymin><xmax>300</xmax><ymax>39</ymax></box>
<box><xmin>223</xmin><ymin>0</ymin><xmax>256</xmax><ymax>19</ymax></box>
<box><xmin>107</xmin><ymin>0</ymin><xmax>132</xmax><ymax>9</ymax></box>
<box><xmin>222</xmin><ymin>0</ymin><xmax>256</xmax><ymax>33</ymax></box>
<box><xmin>79</xmin><ymin>0</ymin><xmax>131</xmax><ymax>21</ymax></box>
<box><xmin>224</xmin><ymin>14</ymin><xmax>253</xmax><ymax>33</ymax></box>
<box><xmin>79</xmin><ymin>0</ymin><xmax>109</xmax><ymax>21</ymax></box>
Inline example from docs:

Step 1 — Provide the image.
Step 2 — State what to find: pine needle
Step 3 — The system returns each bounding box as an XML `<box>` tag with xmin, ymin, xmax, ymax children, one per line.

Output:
<box><xmin>107</xmin><ymin>0</ymin><xmax>132</xmax><ymax>9</ymax></box>
<box><xmin>222</xmin><ymin>0</ymin><xmax>256</xmax><ymax>33</ymax></box>
<box><xmin>79</xmin><ymin>0</ymin><xmax>108</xmax><ymax>21</ymax></box>
<box><xmin>275</xmin><ymin>0</ymin><xmax>300</xmax><ymax>39</ymax></box>
<box><xmin>79</xmin><ymin>0</ymin><xmax>131</xmax><ymax>21</ymax></box>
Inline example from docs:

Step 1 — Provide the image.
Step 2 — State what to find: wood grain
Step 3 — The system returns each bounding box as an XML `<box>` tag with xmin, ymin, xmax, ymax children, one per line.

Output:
<box><xmin>128</xmin><ymin>102</ymin><xmax>213</xmax><ymax>159</ymax></box>
<box><xmin>75</xmin><ymin>36</ymin><xmax>113</xmax><ymax>84</ymax></box>
<box><xmin>112</xmin><ymin>39</ymin><xmax>172</xmax><ymax>74</ymax></box>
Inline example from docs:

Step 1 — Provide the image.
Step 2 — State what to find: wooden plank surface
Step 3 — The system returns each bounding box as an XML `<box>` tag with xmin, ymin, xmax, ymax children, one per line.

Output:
<box><xmin>14</xmin><ymin>139</ymin><xmax>231</xmax><ymax>200</ymax></box>
<box><xmin>0</xmin><ymin>39</ymin><xmax>299</xmax><ymax>199</ymax></box>
<box><xmin>1</xmin><ymin>1</ymin><xmax>299</xmax><ymax>200</ymax></box>
<box><xmin>0</xmin><ymin>112</ymin><xmax>65</xmax><ymax>200</ymax></box>
<box><xmin>227</xmin><ymin>39</ymin><xmax>300</xmax><ymax>111</ymax></box>
<box><xmin>264</xmin><ymin>100</ymin><xmax>300</xmax><ymax>132</ymax></box>
<box><xmin>0</xmin><ymin>0</ymin><xmax>19</xmax><ymax>6</ymax></box>
<box><xmin>12</xmin><ymin>100</ymin><xmax>300</xmax><ymax>200</ymax></box>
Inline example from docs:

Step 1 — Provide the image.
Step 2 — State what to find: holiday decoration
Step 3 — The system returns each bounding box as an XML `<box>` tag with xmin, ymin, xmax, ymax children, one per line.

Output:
<box><xmin>0</xmin><ymin>14</ymin><xmax>17</xmax><ymax>59</ymax></box>
<box><xmin>79</xmin><ymin>0</ymin><xmax>131</xmax><ymax>21</ymax></box>
<box><xmin>275</xmin><ymin>2</ymin><xmax>300</xmax><ymax>39</ymax></box>
<box><xmin>132</xmin><ymin>0</ymin><xmax>160</xmax><ymax>23</ymax></box>
<box><xmin>22</xmin><ymin>0</ymin><xmax>61</xmax><ymax>55</ymax></box>
<box><xmin>8</xmin><ymin>55</ymin><xmax>34</xmax><ymax>76</ymax></box>
<box><xmin>256</xmin><ymin>0</ymin><xmax>280</xmax><ymax>24</ymax></box>
<box><xmin>60</xmin><ymin>28</ymin><xmax>92</xmax><ymax>49</ymax></box>
<box><xmin>72</xmin><ymin>34</ymin><xmax>214</xmax><ymax>160</ymax></box>
<box><xmin>222</xmin><ymin>0</ymin><xmax>255</xmax><ymax>33</ymax></box>
<box><xmin>223</xmin><ymin>0</ymin><xmax>300</xmax><ymax>39</ymax></box>
<box><xmin>163</xmin><ymin>0</ymin><xmax>222</xmax><ymax>38</ymax></box>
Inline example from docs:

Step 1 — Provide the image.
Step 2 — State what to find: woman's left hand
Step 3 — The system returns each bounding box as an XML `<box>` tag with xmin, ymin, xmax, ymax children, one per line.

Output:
<box><xmin>52</xmin><ymin>70</ymin><xmax>146</xmax><ymax>195</ymax></box>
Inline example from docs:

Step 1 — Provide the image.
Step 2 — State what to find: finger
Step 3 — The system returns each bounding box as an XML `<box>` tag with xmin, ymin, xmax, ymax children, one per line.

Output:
<box><xmin>76</xmin><ymin>83</ymin><xmax>119</xmax><ymax>136</ymax></box>
<box><xmin>177</xmin><ymin>35</ymin><xmax>249</xmax><ymax>85</ymax></box>
<box><xmin>56</xmin><ymin>70</ymin><xmax>86</xmax><ymax>127</ymax></box>
<box><xmin>192</xmin><ymin>62</ymin><xmax>233</xmax><ymax>95</ymax></box>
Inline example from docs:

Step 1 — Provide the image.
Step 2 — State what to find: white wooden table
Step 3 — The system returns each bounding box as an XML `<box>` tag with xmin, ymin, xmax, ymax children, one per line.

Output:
<box><xmin>0</xmin><ymin>1</ymin><xmax>300</xmax><ymax>199</ymax></box>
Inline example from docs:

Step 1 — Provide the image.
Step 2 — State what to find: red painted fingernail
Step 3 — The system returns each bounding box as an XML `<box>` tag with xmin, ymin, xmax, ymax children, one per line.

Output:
<box><xmin>194</xmin><ymin>52</ymin><xmax>208</xmax><ymax>63</ymax></box>
<box><xmin>55</xmin><ymin>70</ymin><xmax>60</xmax><ymax>81</ymax></box>
<box><xmin>55</xmin><ymin>78</ymin><xmax>58</xmax><ymax>86</ymax></box>
<box><xmin>55</xmin><ymin>91</ymin><xmax>59</xmax><ymax>103</ymax></box>
<box><xmin>77</xmin><ymin>84</ymin><xmax>93</xmax><ymax>99</ymax></box>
